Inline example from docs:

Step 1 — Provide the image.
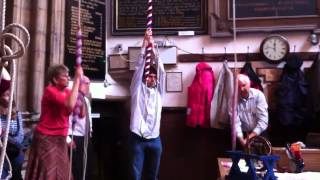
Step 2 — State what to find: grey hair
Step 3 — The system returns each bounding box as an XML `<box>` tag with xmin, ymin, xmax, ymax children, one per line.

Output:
<box><xmin>237</xmin><ymin>74</ymin><xmax>250</xmax><ymax>85</ymax></box>
<box><xmin>47</xmin><ymin>64</ymin><xmax>69</xmax><ymax>85</ymax></box>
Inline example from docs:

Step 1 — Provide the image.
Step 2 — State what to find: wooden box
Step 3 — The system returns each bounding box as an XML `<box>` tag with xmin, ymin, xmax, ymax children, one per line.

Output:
<box><xmin>272</xmin><ymin>147</ymin><xmax>320</xmax><ymax>171</ymax></box>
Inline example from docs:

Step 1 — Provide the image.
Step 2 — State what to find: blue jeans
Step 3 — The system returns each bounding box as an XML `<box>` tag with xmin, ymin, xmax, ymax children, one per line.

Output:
<box><xmin>128</xmin><ymin>132</ymin><xmax>162</xmax><ymax>180</ymax></box>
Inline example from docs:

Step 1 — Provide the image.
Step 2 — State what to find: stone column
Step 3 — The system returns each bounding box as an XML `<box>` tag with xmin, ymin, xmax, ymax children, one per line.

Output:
<box><xmin>27</xmin><ymin>0</ymin><xmax>48</xmax><ymax>112</ymax></box>
<box><xmin>11</xmin><ymin>0</ymin><xmax>34</xmax><ymax>111</ymax></box>
<box><xmin>11</xmin><ymin>0</ymin><xmax>66</xmax><ymax>112</ymax></box>
<box><xmin>48</xmin><ymin>0</ymin><xmax>65</xmax><ymax>65</ymax></box>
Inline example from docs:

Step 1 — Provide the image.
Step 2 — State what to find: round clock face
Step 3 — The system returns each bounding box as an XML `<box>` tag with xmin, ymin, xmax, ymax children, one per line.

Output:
<box><xmin>260</xmin><ymin>35</ymin><xmax>289</xmax><ymax>63</ymax></box>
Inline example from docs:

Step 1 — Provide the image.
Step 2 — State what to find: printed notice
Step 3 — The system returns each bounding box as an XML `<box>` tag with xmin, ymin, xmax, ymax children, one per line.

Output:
<box><xmin>65</xmin><ymin>0</ymin><xmax>106</xmax><ymax>80</ymax></box>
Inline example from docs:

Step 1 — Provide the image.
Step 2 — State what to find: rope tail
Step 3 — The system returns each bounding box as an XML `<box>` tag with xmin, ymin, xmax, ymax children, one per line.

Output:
<box><xmin>68</xmin><ymin>97</ymin><xmax>90</xmax><ymax>180</ymax></box>
<box><xmin>82</xmin><ymin>98</ymin><xmax>90</xmax><ymax>180</ymax></box>
<box><xmin>69</xmin><ymin>0</ymin><xmax>83</xmax><ymax>179</ymax></box>
<box><xmin>231</xmin><ymin>0</ymin><xmax>239</xmax><ymax>151</ymax></box>
<box><xmin>68</xmin><ymin>119</ymin><xmax>75</xmax><ymax>180</ymax></box>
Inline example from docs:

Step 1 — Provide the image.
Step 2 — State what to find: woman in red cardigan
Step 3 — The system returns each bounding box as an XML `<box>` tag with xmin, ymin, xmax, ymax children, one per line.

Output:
<box><xmin>25</xmin><ymin>64</ymin><xmax>83</xmax><ymax>180</ymax></box>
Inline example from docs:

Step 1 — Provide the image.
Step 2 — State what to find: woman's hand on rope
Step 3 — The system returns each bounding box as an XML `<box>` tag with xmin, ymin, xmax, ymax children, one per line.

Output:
<box><xmin>69</xmin><ymin>140</ymin><xmax>76</xmax><ymax>150</ymax></box>
<box><xmin>74</xmin><ymin>66</ymin><xmax>83</xmax><ymax>80</ymax></box>
<box><xmin>66</xmin><ymin>136</ymin><xmax>76</xmax><ymax>149</ymax></box>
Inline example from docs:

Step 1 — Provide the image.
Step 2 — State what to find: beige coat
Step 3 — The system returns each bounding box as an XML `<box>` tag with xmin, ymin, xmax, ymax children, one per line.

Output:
<box><xmin>210</xmin><ymin>61</ymin><xmax>234</xmax><ymax>129</ymax></box>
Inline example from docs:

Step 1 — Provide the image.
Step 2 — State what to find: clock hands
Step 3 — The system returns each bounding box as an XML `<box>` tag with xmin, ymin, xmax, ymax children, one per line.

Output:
<box><xmin>261</xmin><ymin>35</ymin><xmax>289</xmax><ymax>62</ymax></box>
<box><xmin>264</xmin><ymin>45</ymin><xmax>274</xmax><ymax>50</ymax></box>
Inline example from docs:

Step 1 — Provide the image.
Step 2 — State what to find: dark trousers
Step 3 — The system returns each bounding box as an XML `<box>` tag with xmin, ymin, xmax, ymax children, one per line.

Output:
<box><xmin>2</xmin><ymin>151</ymin><xmax>24</xmax><ymax>180</ymax></box>
<box><xmin>71</xmin><ymin>136</ymin><xmax>94</xmax><ymax>180</ymax></box>
<box><xmin>128</xmin><ymin>132</ymin><xmax>162</xmax><ymax>180</ymax></box>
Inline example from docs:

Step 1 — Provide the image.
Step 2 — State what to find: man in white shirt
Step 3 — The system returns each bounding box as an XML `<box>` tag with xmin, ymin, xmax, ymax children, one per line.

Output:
<box><xmin>129</xmin><ymin>29</ymin><xmax>165</xmax><ymax>180</ymax></box>
<box><xmin>68</xmin><ymin>75</ymin><xmax>94</xmax><ymax>180</ymax></box>
<box><xmin>235</xmin><ymin>74</ymin><xmax>269</xmax><ymax>148</ymax></box>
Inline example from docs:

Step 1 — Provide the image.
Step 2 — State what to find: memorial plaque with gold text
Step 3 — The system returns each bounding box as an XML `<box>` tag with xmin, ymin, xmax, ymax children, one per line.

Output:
<box><xmin>65</xmin><ymin>0</ymin><xmax>106</xmax><ymax>80</ymax></box>
<box><xmin>229</xmin><ymin>0</ymin><xmax>317</xmax><ymax>20</ymax></box>
<box><xmin>112</xmin><ymin>0</ymin><xmax>207</xmax><ymax>35</ymax></box>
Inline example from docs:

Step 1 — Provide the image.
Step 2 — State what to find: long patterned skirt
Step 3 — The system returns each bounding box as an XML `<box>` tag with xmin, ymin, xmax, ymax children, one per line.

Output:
<box><xmin>24</xmin><ymin>131</ymin><xmax>72</xmax><ymax>180</ymax></box>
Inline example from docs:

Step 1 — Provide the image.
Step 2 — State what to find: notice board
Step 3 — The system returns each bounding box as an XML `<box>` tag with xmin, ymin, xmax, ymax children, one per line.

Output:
<box><xmin>111</xmin><ymin>0</ymin><xmax>208</xmax><ymax>35</ymax></box>
<box><xmin>228</xmin><ymin>0</ymin><xmax>317</xmax><ymax>19</ymax></box>
<box><xmin>211</xmin><ymin>0</ymin><xmax>320</xmax><ymax>37</ymax></box>
<box><xmin>65</xmin><ymin>0</ymin><xmax>106</xmax><ymax>80</ymax></box>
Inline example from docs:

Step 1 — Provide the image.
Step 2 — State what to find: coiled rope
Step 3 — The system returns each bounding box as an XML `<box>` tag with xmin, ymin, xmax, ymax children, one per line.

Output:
<box><xmin>1</xmin><ymin>0</ymin><xmax>5</xmax><ymax>31</ymax></box>
<box><xmin>0</xmin><ymin>22</ymin><xmax>30</xmax><ymax>180</ymax></box>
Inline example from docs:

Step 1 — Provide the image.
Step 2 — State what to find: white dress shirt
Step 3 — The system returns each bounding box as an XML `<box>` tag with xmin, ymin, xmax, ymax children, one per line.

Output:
<box><xmin>130</xmin><ymin>48</ymin><xmax>165</xmax><ymax>139</ymax></box>
<box><xmin>235</xmin><ymin>88</ymin><xmax>269</xmax><ymax>138</ymax></box>
<box><xmin>68</xmin><ymin>97</ymin><xmax>92</xmax><ymax>136</ymax></box>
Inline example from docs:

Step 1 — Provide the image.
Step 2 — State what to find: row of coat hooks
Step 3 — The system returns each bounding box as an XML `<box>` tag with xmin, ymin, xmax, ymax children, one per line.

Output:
<box><xmin>179</xmin><ymin>46</ymin><xmax>319</xmax><ymax>62</ymax></box>
<box><xmin>182</xmin><ymin>46</ymin><xmax>261</xmax><ymax>62</ymax></box>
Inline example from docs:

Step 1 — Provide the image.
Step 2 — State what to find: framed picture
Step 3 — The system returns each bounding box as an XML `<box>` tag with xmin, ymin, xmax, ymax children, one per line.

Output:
<box><xmin>108</xmin><ymin>54</ymin><xmax>129</xmax><ymax>71</ymax></box>
<box><xmin>166</xmin><ymin>72</ymin><xmax>183</xmax><ymax>92</ymax></box>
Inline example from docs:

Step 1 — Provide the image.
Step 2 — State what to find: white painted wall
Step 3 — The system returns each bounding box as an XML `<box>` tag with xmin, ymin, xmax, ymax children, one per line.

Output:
<box><xmin>91</xmin><ymin>0</ymin><xmax>319</xmax><ymax>107</ymax></box>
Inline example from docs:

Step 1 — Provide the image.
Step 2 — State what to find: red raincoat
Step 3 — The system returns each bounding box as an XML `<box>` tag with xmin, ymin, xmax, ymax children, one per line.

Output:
<box><xmin>186</xmin><ymin>62</ymin><xmax>215</xmax><ymax>128</ymax></box>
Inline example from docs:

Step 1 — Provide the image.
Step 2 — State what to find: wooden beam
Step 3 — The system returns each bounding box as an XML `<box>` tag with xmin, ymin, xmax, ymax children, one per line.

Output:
<box><xmin>178</xmin><ymin>52</ymin><xmax>318</xmax><ymax>62</ymax></box>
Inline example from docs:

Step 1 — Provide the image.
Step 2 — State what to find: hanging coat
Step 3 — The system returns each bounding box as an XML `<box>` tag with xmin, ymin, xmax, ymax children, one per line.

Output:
<box><xmin>276</xmin><ymin>55</ymin><xmax>311</xmax><ymax>127</ymax></box>
<box><xmin>240</xmin><ymin>62</ymin><xmax>263</xmax><ymax>91</ymax></box>
<box><xmin>186</xmin><ymin>62</ymin><xmax>215</xmax><ymax>128</ymax></box>
<box><xmin>306</xmin><ymin>54</ymin><xmax>320</xmax><ymax>113</ymax></box>
<box><xmin>210</xmin><ymin>61</ymin><xmax>234</xmax><ymax>129</ymax></box>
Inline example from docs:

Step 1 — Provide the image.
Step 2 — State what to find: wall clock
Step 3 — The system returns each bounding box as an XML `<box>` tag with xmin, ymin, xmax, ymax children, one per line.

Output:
<box><xmin>260</xmin><ymin>35</ymin><xmax>290</xmax><ymax>63</ymax></box>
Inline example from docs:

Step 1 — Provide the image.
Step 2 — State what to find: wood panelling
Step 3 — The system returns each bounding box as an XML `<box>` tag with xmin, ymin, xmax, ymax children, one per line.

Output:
<box><xmin>91</xmin><ymin>100</ymin><xmax>130</xmax><ymax>180</ymax></box>
<box><xmin>91</xmin><ymin>95</ymin><xmax>319</xmax><ymax>179</ymax></box>
<box><xmin>91</xmin><ymin>100</ymin><xmax>233</xmax><ymax>180</ymax></box>
<box><xmin>159</xmin><ymin>109</ymin><xmax>232</xmax><ymax>180</ymax></box>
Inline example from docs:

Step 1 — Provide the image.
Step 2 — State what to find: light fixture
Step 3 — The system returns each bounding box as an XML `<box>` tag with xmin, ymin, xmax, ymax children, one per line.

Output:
<box><xmin>104</xmin><ymin>79</ymin><xmax>112</xmax><ymax>87</ymax></box>
<box><xmin>310</xmin><ymin>31</ymin><xmax>319</xmax><ymax>45</ymax></box>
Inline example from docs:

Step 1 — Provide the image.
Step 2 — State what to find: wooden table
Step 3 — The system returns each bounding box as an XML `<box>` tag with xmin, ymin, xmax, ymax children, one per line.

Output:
<box><xmin>217</xmin><ymin>157</ymin><xmax>232</xmax><ymax>179</ymax></box>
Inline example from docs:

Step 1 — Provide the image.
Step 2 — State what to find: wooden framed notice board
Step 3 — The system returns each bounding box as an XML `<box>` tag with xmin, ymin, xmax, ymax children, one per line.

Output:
<box><xmin>111</xmin><ymin>0</ymin><xmax>208</xmax><ymax>35</ymax></box>
<box><xmin>211</xmin><ymin>0</ymin><xmax>320</xmax><ymax>37</ymax></box>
